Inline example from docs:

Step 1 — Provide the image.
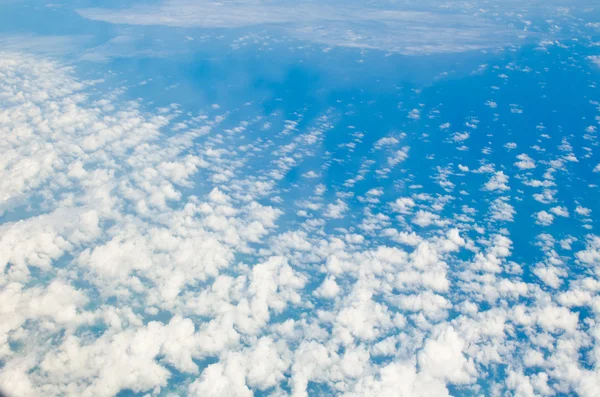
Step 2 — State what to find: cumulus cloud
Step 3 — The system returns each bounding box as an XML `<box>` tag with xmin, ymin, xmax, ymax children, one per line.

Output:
<box><xmin>514</xmin><ymin>153</ymin><xmax>536</xmax><ymax>170</ymax></box>
<box><xmin>489</xmin><ymin>197</ymin><xmax>516</xmax><ymax>222</ymax></box>
<box><xmin>1</xmin><ymin>23</ymin><xmax>600</xmax><ymax>396</ymax></box>
<box><xmin>418</xmin><ymin>326</ymin><xmax>476</xmax><ymax>384</ymax></box>
<box><xmin>535</xmin><ymin>211</ymin><xmax>554</xmax><ymax>225</ymax></box>
<box><xmin>484</xmin><ymin>171</ymin><xmax>510</xmax><ymax>191</ymax></box>
<box><xmin>324</xmin><ymin>199</ymin><xmax>348</xmax><ymax>219</ymax></box>
<box><xmin>0</xmin><ymin>52</ymin><xmax>300</xmax><ymax>395</ymax></box>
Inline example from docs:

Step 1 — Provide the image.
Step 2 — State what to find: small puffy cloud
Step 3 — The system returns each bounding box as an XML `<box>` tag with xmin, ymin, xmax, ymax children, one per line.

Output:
<box><xmin>490</xmin><ymin>197</ymin><xmax>515</xmax><ymax>222</ymax></box>
<box><xmin>412</xmin><ymin>210</ymin><xmax>448</xmax><ymax>228</ymax></box>
<box><xmin>452</xmin><ymin>131</ymin><xmax>470</xmax><ymax>142</ymax></box>
<box><xmin>550</xmin><ymin>206</ymin><xmax>569</xmax><ymax>217</ymax></box>
<box><xmin>373</xmin><ymin>136</ymin><xmax>399</xmax><ymax>150</ymax></box>
<box><xmin>534</xmin><ymin>211</ymin><xmax>554</xmax><ymax>226</ymax></box>
<box><xmin>484</xmin><ymin>171</ymin><xmax>510</xmax><ymax>191</ymax></box>
<box><xmin>514</xmin><ymin>153</ymin><xmax>536</xmax><ymax>170</ymax></box>
<box><xmin>302</xmin><ymin>170</ymin><xmax>319</xmax><ymax>178</ymax></box>
<box><xmin>366</xmin><ymin>188</ymin><xmax>383</xmax><ymax>196</ymax></box>
<box><xmin>575</xmin><ymin>206</ymin><xmax>591</xmax><ymax>217</ymax></box>
<box><xmin>408</xmin><ymin>108</ymin><xmax>420</xmax><ymax>120</ymax></box>
<box><xmin>208</xmin><ymin>187</ymin><xmax>229</xmax><ymax>204</ymax></box>
<box><xmin>418</xmin><ymin>326</ymin><xmax>477</xmax><ymax>384</ymax></box>
<box><xmin>576</xmin><ymin>235</ymin><xmax>600</xmax><ymax>265</ymax></box>
<box><xmin>387</xmin><ymin>146</ymin><xmax>410</xmax><ymax>168</ymax></box>
<box><xmin>324</xmin><ymin>199</ymin><xmax>348</xmax><ymax>219</ymax></box>
<box><xmin>393</xmin><ymin>291</ymin><xmax>451</xmax><ymax>320</ymax></box>
<box><xmin>390</xmin><ymin>197</ymin><xmax>416</xmax><ymax>214</ymax></box>
<box><xmin>314</xmin><ymin>276</ymin><xmax>341</xmax><ymax>299</ymax></box>
<box><xmin>347</xmin><ymin>361</ymin><xmax>450</xmax><ymax>397</ymax></box>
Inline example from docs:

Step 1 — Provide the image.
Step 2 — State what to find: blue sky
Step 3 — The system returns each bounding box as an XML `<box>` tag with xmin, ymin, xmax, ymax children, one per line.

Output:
<box><xmin>1</xmin><ymin>1</ymin><xmax>600</xmax><ymax>396</ymax></box>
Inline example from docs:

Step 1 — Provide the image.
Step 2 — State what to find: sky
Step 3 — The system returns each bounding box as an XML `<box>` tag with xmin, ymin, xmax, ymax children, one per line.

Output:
<box><xmin>1</xmin><ymin>0</ymin><xmax>600</xmax><ymax>396</ymax></box>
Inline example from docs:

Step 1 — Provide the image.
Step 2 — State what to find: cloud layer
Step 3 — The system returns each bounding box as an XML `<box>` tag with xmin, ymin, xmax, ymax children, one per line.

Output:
<box><xmin>1</xmin><ymin>18</ymin><xmax>600</xmax><ymax>395</ymax></box>
<box><xmin>77</xmin><ymin>0</ymin><xmax>519</xmax><ymax>55</ymax></box>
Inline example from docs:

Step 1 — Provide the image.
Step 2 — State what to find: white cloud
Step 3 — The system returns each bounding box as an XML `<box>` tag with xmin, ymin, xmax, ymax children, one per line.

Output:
<box><xmin>77</xmin><ymin>1</ymin><xmax>521</xmax><ymax>55</ymax></box>
<box><xmin>452</xmin><ymin>131</ymin><xmax>470</xmax><ymax>142</ymax></box>
<box><xmin>324</xmin><ymin>199</ymin><xmax>348</xmax><ymax>219</ymax></box>
<box><xmin>373</xmin><ymin>136</ymin><xmax>400</xmax><ymax>150</ymax></box>
<box><xmin>418</xmin><ymin>326</ymin><xmax>477</xmax><ymax>384</ymax></box>
<box><xmin>576</xmin><ymin>236</ymin><xmax>600</xmax><ymax>266</ymax></box>
<box><xmin>347</xmin><ymin>361</ymin><xmax>450</xmax><ymax>397</ymax></box>
<box><xmin>412</xmin><ymin>210</ymin><xmax>449</xmax><ymax>228</ymax></box>
<box><xmin>514</xmin><ymin>153</ymin><xmax>536</xmax><ymax>170</ymax></box>
<box><xmin>387</xmin><ymin>146</ymin><xmax>410</xmax><ymax>168</ymax></box>
<box><xmin>484</xmin><ymin>171</ymin><xmax>510</xmax><ymax>191</ymax></box>
<box><xmin>489</xmin><ymin>197</ymin><xmax>515</xmax><ymax>222</ymax></box>
<box><xmin>408</xmin><ymin>108</ymin><xmax>421</xmax><ymax>120</ymax></box>
<box><xmin>390</xmin><ymin>197</ymin><xmax>416</xmax><ymax>214</ymax></box>
<box><xmin>535</xmin><ymin>211</ymin><xmax>554</xmax><ymax>226</ymax></box>
<box><xmin>550</xmin><ymin>206</ymin><xmax>569</xmax><ymax>217</ymax></box>
<box><xmin>392</xmin><ymin>291</ymin><xmax>451</xmax><ymax>320</ymax></box>
<box><xmin>314</xmin><ymin>276</ymin><xmax>341</xmax><ymax>299</ymax></box>
<box><xmin>302</xmin><ymin>170</ymin><xmax>319</xmax><ymax>178</ymax></box>
<box><xmin>1</xmin><ymin>41</ymin><xmax>598</xmax><ymax>397</ymax></box>
<box><xmin>189</xmin><ymin>337</ymin><xmax>289</xmax><ymax>396</ymax></box>
<box><xmin>575</xmin><ymin>206</ymin><xmax>591</xmax><ymax>217</ymax></box>
<box><xmin>588</xmin><ymin>55</ymin><xmax>600</xmax><ymax>67</ymax></box>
